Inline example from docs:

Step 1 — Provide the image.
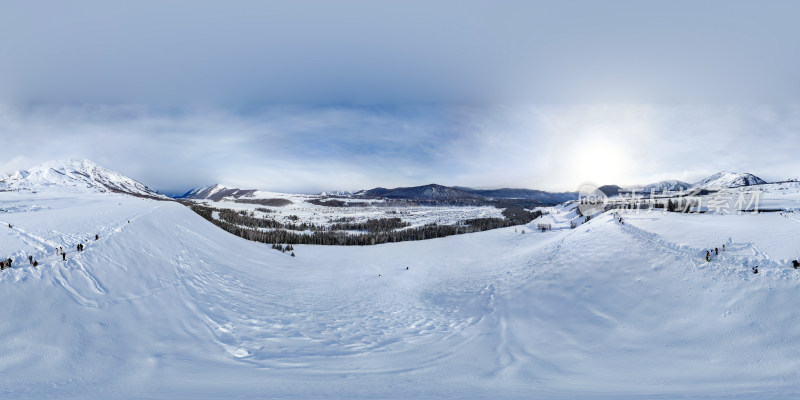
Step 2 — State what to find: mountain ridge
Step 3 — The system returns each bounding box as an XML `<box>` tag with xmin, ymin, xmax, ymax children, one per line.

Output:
<box><xmin>0</xmin><ymin>159</ymin><xmax>168</xmax><ymax>199</ymax></box>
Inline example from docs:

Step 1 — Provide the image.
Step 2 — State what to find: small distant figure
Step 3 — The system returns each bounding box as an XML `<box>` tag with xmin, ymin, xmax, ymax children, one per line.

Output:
<box><xmin>62</xmin><ymin>252</ymin><xmax>66</xmax><ymax>261</ymax></box>
<box><xmin>715</xmin><ymin>247</ymin><xmax>719</xmax><ymax>256</ymax></box>
<box><xmin>291</xmin><ymin>252</ymin><xmax>295</xmax><ymax>257</ymax></box>
<box><xmin>793</xmin><ymin>260</ymin><xmax>799</xmax><ymax>269</ymax></box>
<box><xmin>722</xmin><ymin>244</ymin><xmax>726</xmax><ymax>252</ymax></box>
<box><xmin>8</xmin><ymin>224</ymin><xmax>11</xmax><ymax>228</ymax></box>
<box><xmin>95</xmin><ymin>234</ymin><xmax>99</xmax><ymax>240</ymax></box>
<box><xmin>28</xmin><ymin>255</ymin><xmax>33</xmax><ymax>264</ymax></box>
<box><xmin>33</xmin><ymin>260</ymin><xmax>38</xmax><ymax>267</ymax></box>
<box><xmin>752</xmin><ymin>266</ymin><xmax>759</xmax><ymax>274</ymax></box>
<box><xmin>77</xmin><ymin>244</ymin><xmax>81</xmax><ymax>252</ymax></box>
<box><xmin>406</xmin><ymin>266</ymin><xmax>409</xmax><ymax>270</ymax></box>
<box><xmin>706</xmin><ymin>251</ymin><xmax>711</xmax><ymax>262</ymax></box>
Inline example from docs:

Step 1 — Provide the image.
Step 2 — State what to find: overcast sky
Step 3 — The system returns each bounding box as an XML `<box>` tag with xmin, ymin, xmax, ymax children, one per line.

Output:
<box><xmin>1</xmin><ymin>0</ymin><xmax>799</xmax><ymax>193</ymax></box>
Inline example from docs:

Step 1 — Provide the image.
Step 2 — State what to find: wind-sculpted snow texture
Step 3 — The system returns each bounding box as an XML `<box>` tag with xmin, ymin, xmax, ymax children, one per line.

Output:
<box><xmin>2</xmin><ymin>187</ymin><xmax>800</xmax><ymax>399</ymax></box>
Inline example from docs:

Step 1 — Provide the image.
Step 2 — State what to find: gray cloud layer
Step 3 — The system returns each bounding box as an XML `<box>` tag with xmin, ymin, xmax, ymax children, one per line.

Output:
<box><xmin>1</xmin><ymin>104</ymin><xmax>798</xmax><ymax>194</ymax></box>
<box><xmin>1</xmin><ymin>1</ymin><xmax>799</xmax><ymax>192</ymax></box>
<box><xmin>1</xmin><ymin>0</ymin><xmax>799</xmax><ymax>105</ymax></box>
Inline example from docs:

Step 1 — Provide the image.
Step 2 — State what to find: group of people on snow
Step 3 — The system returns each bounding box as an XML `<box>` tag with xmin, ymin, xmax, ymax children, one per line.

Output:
<box><xmin>705</xmin><ymin>243</ymin><xmax>800</xmax><ymax>274</ymax></box>
<box><xmin>2</xmin><ymin>233</ymin><xmax>99</xmax><ymax>272</ymax></box>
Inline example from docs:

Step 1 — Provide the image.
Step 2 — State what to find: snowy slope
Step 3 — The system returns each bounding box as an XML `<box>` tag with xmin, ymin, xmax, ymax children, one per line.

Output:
<box><xmin>2</xmin><ymin>189</ymin><xmax>800</xmax><ymax>398</ymax></box>
<box><xmin>693</xmin><ymin>171</ymin><xmax>767</xmax><ymax>190</ymax></box>
<box><xmin>0</xmin><ymin>159</ymin><xmax>167</xmax><ymax>199</ymax></box>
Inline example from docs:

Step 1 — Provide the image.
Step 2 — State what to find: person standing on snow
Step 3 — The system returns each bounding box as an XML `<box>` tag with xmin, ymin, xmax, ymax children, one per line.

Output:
<box><xmin>706</xmin><ymin>251</ymin><xmax>711</xmax><ymax>262</ymax></box>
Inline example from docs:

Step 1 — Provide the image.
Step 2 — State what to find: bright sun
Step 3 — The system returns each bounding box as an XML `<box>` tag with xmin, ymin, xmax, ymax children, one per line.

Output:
<box><xmin>569</xmin><ymin>139</ymin><xmax>630</xmax><ymax>185</ymax></box>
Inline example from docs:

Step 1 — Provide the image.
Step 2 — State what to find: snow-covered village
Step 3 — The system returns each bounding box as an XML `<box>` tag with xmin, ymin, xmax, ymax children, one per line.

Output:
<box><xmin>3</xmin><ymin>1</ymin><xmax>800</xmax><ymax>399</ymax></box>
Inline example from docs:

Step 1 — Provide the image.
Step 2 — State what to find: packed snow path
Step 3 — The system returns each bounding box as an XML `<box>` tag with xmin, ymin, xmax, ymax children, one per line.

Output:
<box><xmin>1</xmin><ymin>191</ymin><xmax>800</xmax><ymax>399</ymax></box>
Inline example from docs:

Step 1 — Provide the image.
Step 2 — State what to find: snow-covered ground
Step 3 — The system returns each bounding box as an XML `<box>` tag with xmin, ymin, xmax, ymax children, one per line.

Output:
<box><xmin>194</xmin><ymin>196</ymin><xmax>505</xmax><ymax>229</ymax></box>
<box><xmin>2</xmin><ymin>188</ymin><xmax>800</xmax><ymax>399</ymax></box>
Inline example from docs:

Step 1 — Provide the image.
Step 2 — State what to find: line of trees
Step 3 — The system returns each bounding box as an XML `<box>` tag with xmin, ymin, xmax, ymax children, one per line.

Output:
<box><xmin>188</xmin><ymin>204</ymin><xmax>544</xmax><ymax>246</ymax></box>
<box><xmin>328</xmin><ymin>217</ymin><xmax>410</xmax><ymax>233</ymax></box>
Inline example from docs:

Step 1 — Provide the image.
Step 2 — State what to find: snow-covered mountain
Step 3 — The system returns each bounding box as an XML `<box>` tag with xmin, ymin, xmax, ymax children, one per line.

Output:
<box><xmin>456</xmin><ymin>187</ymin><xmax>578</xmax><ymax>204</ymax></box>
<box><xmin>177</xmin><ymin>184</ymin><xmax>256</xmax><ymax>201</ymax></box>
<box><xmin>0</xmin><ymin>159</ymin><xmax>167</xmax><ymax>199</ymax></box>
<box><xmin>318</xmin><ymin>190</ymin><xmax>354</xmax><ymax>197</ymax></box>
<box><xmin>361</xmin><ymin>184</ymin><xmax>486</xmax><ymax>203</ymax></box>
<box><xmin>692</xmin><ymin>172</ymin><xmax>767</xmax><ymax>190</ymax></box>
<box><xmin>639</xmin><ymin>180</ymin><xmax>692</xmax><ymax>193</ymax></box>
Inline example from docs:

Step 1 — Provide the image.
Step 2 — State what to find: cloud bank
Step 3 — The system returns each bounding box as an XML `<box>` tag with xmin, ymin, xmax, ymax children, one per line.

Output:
<box><xmin>1</xmin><ymin>104</ymin><xmax>798</xmax><ymax>194</ymax></box>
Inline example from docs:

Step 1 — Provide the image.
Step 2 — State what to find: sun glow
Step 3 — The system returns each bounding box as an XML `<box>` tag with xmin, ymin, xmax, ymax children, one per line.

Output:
<box><xmin>569</xmin><ymin>138</ymin><xmax>631</xmax><ymax>186</ymax></box>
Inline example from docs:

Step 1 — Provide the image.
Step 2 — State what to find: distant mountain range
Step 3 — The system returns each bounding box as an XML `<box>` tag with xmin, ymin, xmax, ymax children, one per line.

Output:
<box><xmin>597</xmin><ymin>172</ymin><xmax>768</xmax><ymax>197</ymax></box>
<box><xmin>178</xmin><ymin>183</ymin><xmax>579</xmax><ymax>205</ymax></box>
<box><xmin>454</xmin><ymin>187</ymin><xmax>578</xmax><ymax>204</ymax></box>
<box><xmin>359</xmin><ymin>184</ymin><xmax>486</xmax><ymax>202</ymax></box>
<box><xmin>640</xmin><ymin>180</ymin><xmax>692</xmax><ymax>193</ymax></box>
<box><xmin>175</xmin><ymin>171</ymin><xmax>772</xmax><ymax>205</ymax></box>
<box><xmin>340</xmin><ymin>184</ymin><xmax>580</xmax><ymax>204</ymax></box>
<box><xmin>3</xmin><ymin>160</ymin><xmax>776</xmax><ymax>206</ymax></box>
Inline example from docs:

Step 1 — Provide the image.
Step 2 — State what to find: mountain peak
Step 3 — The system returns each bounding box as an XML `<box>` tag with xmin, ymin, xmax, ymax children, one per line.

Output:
<box><xmin>1</xmin><ymin>159</ymin><xmax>166</xmax><ymax>199</ymax></box>
<box><xmin>176</xmin><ymin>184</ymin><xmax>257</xmax><ymax>201</ymax></box>
<box><xmin>692</xmin><ymin>172</ymin><xmax>767</xmax><ymax>190</ymax></box>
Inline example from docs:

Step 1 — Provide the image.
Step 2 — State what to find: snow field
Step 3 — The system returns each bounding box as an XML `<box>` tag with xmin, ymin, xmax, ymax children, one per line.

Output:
<box><xmin>197</xmin><ymin>196</ymin><xmax>505</xmax><ymax>231</ymax></box>
<box><xmin>1</xmin><ymin>190</ymin><xmax>800</xmax><ymax>398</ymax></box>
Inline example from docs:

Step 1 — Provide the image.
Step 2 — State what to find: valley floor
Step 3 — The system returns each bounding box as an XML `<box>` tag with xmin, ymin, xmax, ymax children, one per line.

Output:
<box><xmin>1</xmin><ymin>190</ymin><xmax>800</xmax><ymax>399</ymax></box>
